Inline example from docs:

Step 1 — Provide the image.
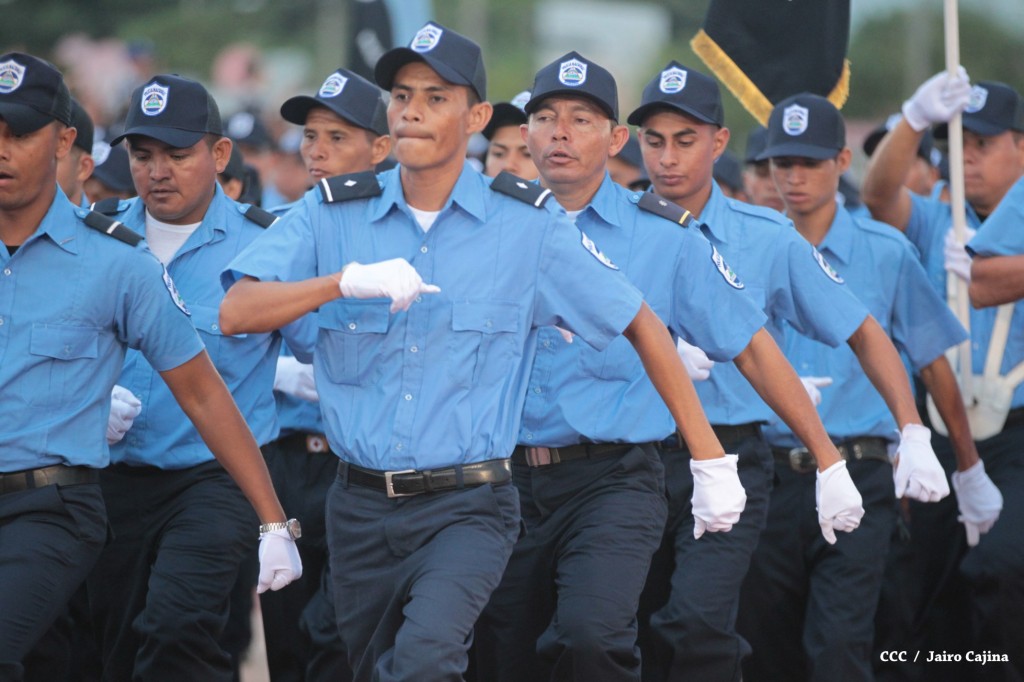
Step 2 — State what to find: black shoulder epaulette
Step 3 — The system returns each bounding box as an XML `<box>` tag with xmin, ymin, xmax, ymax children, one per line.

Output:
<box><xmin>317</xmin><ymin>172</ymin><xmax>382</xmax><ymax>203</ymax></box>
<box><xmin>243</xmin><ymin>204</ymin><xmax>278</xmax><ymax>229</ymax></box>
<box><xmin>637</xmin><ymin>192</ymin><xmax>696</xmax><ymax>228</ymax></box>
<box><xmin>91</xmin><ymin>197</ymin><xmax>124</xmax><ymax>216</ymax></box>
<box><xmin>82</xmin><ymin>211</ymin><xmax>143</xmax><ymax>247</ymax></box>
<box><xmin>490</xmin><ymin>171</ymin><xmax>552</xmax><ymax>208</ymax></box>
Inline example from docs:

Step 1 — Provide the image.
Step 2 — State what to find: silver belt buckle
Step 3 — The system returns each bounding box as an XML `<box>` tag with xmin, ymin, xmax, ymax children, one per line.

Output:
<box><xmin>788</xmin><ymin>447</ymin><xmax>813</xmax><ymax>473</ymax></box>
<box><xmin>384</xmin><ymin>469</ymin><xmax>417</xmax><ymax>498</ymax></box>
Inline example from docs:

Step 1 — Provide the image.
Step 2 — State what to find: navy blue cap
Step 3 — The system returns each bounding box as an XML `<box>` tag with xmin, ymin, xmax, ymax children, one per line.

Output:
<box><xmin>525</xmin><ymin>51</ymin><xmax>618</xmax><ymax>121</ymax></box>
<box><xmin>714</xmin><ymin>150</ymin><xmax>743</xmax><ymax>192</ymax></box>
<box><xmin>760</xmin><ymin>93</ymin><xmax>846</xmax><ymax>161</ymax></box>
<box><xmin>935</xmin><ymin>81</ymin><xmax>1024</xmax><ymax>138</ymax></box>
<box><xmin>863</xmin><ymin>112</ymin><xmax>936</xmax><ymax>163</ymax></box>
<box><xmin>482</xmin><ymin>90</ymin><xmax>529</xmax><ymax>140</ymax></box>
<box><xmin>281</xmin><ymin>68</ymin><xmax>388</xmax><ymax>136</ymax></box>
<box><xmin>69</xmin><ymin>98</ymin><xmax>94</xmax><ymax>152</ymax></box>
<box><xmin>225</xmin><ymin>110</ymin><xmax>273</xmax><ymax>150</ymax></box>
<box><xmin>375</xmin><ymin>22</ymin><xmax>486</xmax><ymax>102</ymax></box>
<box><xmin>220</xmin><ymin>144</ymin><xmax>245</xmax><ymax>181</ymax></box>
<box><xmin>628</xmin><ymin>61</ymin><xmax>723</xmax><ymax>127</ymax></box>
<box><xmin>744</xmin><ymin>126</ymin><xmax>769</xmax><ymax>164</ymax></box>
<box><xmin>615</xmin><ymin>134</ymin><xmax>643</xmax><ymax>169</ymax></box>
<box><xmin>90</xmin><ymin>142</ymin><xmax>134</xmax><ymax>194</ymax></box>
<box><xmin>0</xmin><ymin>52</ymin><xmax>72</xmax><ymax>134</ymax></box>
<box><xmin>111</xmin><ymin>74</ymin><xmax>223</xmax><ymax>148</ymax></box>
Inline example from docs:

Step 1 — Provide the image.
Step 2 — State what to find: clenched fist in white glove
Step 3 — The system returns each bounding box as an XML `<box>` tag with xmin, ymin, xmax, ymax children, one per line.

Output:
<box><xmin>258</xmin><ymin>529</ymin><xmax>303</xmax><ymax>594</ymax></box>
<box><xmin>274</xmin><ymin>356</ymin><xmax>318</xmax><ymax>402</ymax></box>
<box><xmin>943</xmin><ymin>225</ymin><xmax>977</xmax><ymax>283</ymax></box>
<box><xmin>677</xmin><ymin>338</ymin><xmax>715</xmax><ymax>382</ymax></box>
<box><xmin>690</xmin><ymin>454</ymin><xmax>746</xmax><ymax>538</ymax></box>
<box><xmin>338</xmin><ymin>258</ymin><xmax>441</xmax><ymax>313</ymax></box>
<box><xmin>893</xmin><ymin>424</ymin><xmax>951</xmax><ymax>502</ymax></box>
<box><xmin>816</xmin><ymin>460</ymin><xmax>865</xmax><ymax>544</ymax></box>
<box><xmin>800</xmin><ymin>376</ymin><xmax>833</xmax><ymax>407</ymax></box>
<box><xmin>951</xmin><ymin>460</ymin><xmax>1003</xmax><ymax>546</ymax></box>
<box><xmin>902</xmin><ymin>67</ymin><xmax>972</xmax><ymax>132</ymax></box>
<box><xmin>107</xmin><ymin>385</ymin><xmax>142</xmax><ymax>445</ymax></box>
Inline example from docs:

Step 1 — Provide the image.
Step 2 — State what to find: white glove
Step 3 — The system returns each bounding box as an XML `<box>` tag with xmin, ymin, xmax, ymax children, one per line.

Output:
<box><xmin>107</xmin><ymin>385</ymin><xmax>142</xmax><ymax>445</ymax></box>
<box><xmin>943</xmin><ymin>225</ymin><xmax>976</xmax><ymax>283</ymax></box>
<box><xmin>816</xmin><ymin>460</ymin><xmax>865</xmax><ymax>544</ymax></box>
<box><xmin>951</xmin><ymin>460</ymin><xmax>1003</xmax><ymax>546</ymax></box>
<box><xmin>258</xmin><ymin>529</ymin><xmax>303</xmax><ymax>594</ymax></box>
<box><xmin>901</xmin><ymin>67</ymin><xmax>972</xmax><ymax>132</ymax></box>
<box><xmin>893</xmin><ymin>424</ymin><xmax>951</xmax><ymax>502</ymax></box>
<box><xmin>690</xmin><ymin>454</ymin><xmax>746</xmax><ymax>538</ymax></box>
<box><xmin>677</xmin><ymin>338</ymin><xmax>714</xmax><ymax>381</ymax></box>
<box><xmin>800</xmin><ymin>376</ymin><xmax>833</xmax><ymax>407</ymax></box>
<box><xmin>338</xmin><ymin>258</ymin><xmax>441</xmax><ymax>313</ymax></box>
<box><xmin>273</xmin><ymin>356</ymin><xmax>319</xmax><ymax>402</ymax></box>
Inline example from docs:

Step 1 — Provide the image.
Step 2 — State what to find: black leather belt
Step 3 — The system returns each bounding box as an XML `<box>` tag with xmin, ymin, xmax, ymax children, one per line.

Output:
<box><xmin>658</xmin><ymin>422</ymin><xmax>763</xmax><ymax>452</ymax></box>
<box><xmin>277</xmin><ymin>432</ymin><xmax>332</xmax><ymax>454</ymax></box>
<box><xmin>772</xmin><ymin>436</ymin><xmax>891</xmax><ymax>474</ymax></box>
<box><xmin>0</xmin><ymin>465</ymin><xmax>99</xmax><ymax>496</ymax></box>
<box><xmin>511</xmin><ymin>442</ymin><xmax>641</xmax><ymax>467</ymax></box>
<box><xmin>342</xmin><ymin>458</ymin><xmax>511</xmax><ymax>498</ymax></box>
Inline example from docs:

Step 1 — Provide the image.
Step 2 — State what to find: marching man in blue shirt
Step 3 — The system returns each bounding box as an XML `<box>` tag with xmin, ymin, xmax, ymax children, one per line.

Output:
<box><xmin>739</xmin><ymin>93</ymin><xmax>976</xmax><ymax>682</ymax></box>
<box><xmin>0</xmin><ymin>52</ymin><xmax>298</xmax><ymax>679</ymax></box>
<box><xmin>476</xmin><ymin>52</ymin><xmax>866</xmax><ymax>682</ymax></box>
<box><xmin>84</xmin><ymin>74</ymin><xmax>304</xmax><ymax>681</ymax></box>
<box><xmin>220</xmin><ymin>22</ymin><xmax>744</xmax><ymax>682</ymax></box>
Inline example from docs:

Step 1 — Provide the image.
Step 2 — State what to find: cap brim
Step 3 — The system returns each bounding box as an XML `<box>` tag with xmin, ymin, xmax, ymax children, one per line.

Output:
<box><xmin>934</xmin><ymin>117</ymin><xmax>1008</xmax><ymax>139</ymax></box>
<box><xmin>757</xmin><ymin>142</ymin><xmax>841</xmax><ymax>161</ymax></box>
<box><xmin>0</xmin><ymin>102</ymin><xmax>54</xmax><ymax>135</ymax></box>
<box><xmin>861</xmin><ymin>129</ymin><xmax>886</xmax><ymax>157</ymax></box>
<box><xmin>281</xmin><ymin>96</ymin><xmax>386</xmax><ymax>136</ymax></box>
<box><xmin>525</xmin><ymin>90</ymin><xmax>616</xmax><ymax>122</ymax></box>
<box><xmin>375</xmin><ymin>48</ymin><xmax>474</xmax><ymax>97</ymax></box>
<box><xmin>482</xmin><ymin>103</ymin><xmax>527</xmax><ymax>139</ymax></box>
<box><xmin>110</xmin><ymin>126</ymin><xmax>207</xmax><ymax>148</ymax></box>
<box><xmin>626</xmin><ymin>102</ymin><xmax>719</xmax><ymax>127</ymax></box>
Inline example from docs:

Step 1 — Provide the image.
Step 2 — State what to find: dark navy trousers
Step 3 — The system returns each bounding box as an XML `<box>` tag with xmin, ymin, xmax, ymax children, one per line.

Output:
<box><xmin>478</xmin><ymin>444</ymin><xmax>667</xmax><ymax>682</ymax></box>
<box><xmin>327</xmin><ymin>465</ymin><xmax>520</xmax><ymax>682</ymax></box>
<box><xmin>638</xmin><ymin>430</ymin><xmax>772</xmax><ymax>682</ymax></box>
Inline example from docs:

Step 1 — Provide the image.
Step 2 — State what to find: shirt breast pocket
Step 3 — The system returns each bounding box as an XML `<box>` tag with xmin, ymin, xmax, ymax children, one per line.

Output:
<box><xmin>190</xmin><ymin>304</ymin><xmax>248</xmax><ymax>381</ymax></box>
<box><xmin>29</xmin><ymin>324</ymin><xmax>100</xmax><ymax>407</ymax></box>
<box><xmin>577</xmin><ymin>335</ymin><xmax>639</xmax><ymax>382</ymax></box>
<box><xmin>448</xmin><ymin>301</ymin><xmax>521</xmax><ymax>389</ymax></box>
<box><xmin>318</xmin><ymin>300</ymin><xmax>390</xmax><ymax>386</ymax></box>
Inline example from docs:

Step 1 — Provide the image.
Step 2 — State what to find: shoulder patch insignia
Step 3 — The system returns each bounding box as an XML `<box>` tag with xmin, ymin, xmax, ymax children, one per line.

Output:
<box><xmin>91</xmin><ymin>197</ymin><xmax>126</xmax><ymax>216</ymax></box>
<box><xmin>162</xmin><ymin>265</ymin><xmax>190</xmax><ymax>316</ymax></box>
<box><xmin>812</xmin><ymin>248</ymin><xmax>844</xmax><ymax>283</ymax></box>
<box><xmin>242</xmin><ymin>204</ymin><xmax>278</xmax><ymax>229</ymax></box>
<box><xmin>580</xmin><ymin>231</ymin><xmax>619</xmax><ymax>270</ymax></box>
<box><xmin>317</xmin><ymin>172</ymin><xmax>382</xmax><ymax>203</ymax></box>
<box><xmin>490</xmin><ymin>171</ymin><xmax>552</xmax><ymax>208</ymax></box>
<box><xmin>636</xmin><ymin>191</ymin><xmax>695</xmax><ymax>228</ymax></box>
<box><xmin>710</xmin><ymin>244</ymin><xmax>744</xmax><ymax>289</ymax></box>
<box><xmin>82</xmin><ymin>211</ymin><xmax>143</xmax><ymax>247</ymax></box>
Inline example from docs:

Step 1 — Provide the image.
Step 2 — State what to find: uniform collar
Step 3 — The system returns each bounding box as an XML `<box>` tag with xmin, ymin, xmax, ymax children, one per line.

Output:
<box><xmin>37</xmin><ymin>187</ymin><xmax>81</xmax><ymax>255</ymax></box>
<box><xmin>371</xmin><ymin>160</ymin><xmax>487</xmax><ymax>225</ymax></box>
<box><xmin>817</xmin><ymin>202</ymin><xmax>855</xmax><ymax>265</ymax></box>
<box><xmin>580</xmin><ymin>173</ymin><xmax>627</xmax><ymax>228</ymax></box>
<box><xmin>693</xmin><ymin>181</ymin><xmax>729</xmax><ymax>244</ymax></box>
<box><xmin>123</xmin><ymin>182</ymin><xmax>230</xmax><ymax>246</ymax></box>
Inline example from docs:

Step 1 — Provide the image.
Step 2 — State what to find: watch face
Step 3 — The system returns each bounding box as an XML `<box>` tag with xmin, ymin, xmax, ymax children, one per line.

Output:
<box><xmin>287</xmin><ymin>518</ymin><xmax>302</xmax><ymax>540</ymax></box>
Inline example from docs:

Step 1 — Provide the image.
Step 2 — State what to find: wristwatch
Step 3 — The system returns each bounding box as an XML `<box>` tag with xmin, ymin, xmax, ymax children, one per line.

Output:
<box><xmin>259</xmin><ymin>518</ymin><xmax>302</xmax><ymax>540</ymax></box>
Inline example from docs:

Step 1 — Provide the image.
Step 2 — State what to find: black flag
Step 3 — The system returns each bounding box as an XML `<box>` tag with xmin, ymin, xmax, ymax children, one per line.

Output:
<box><xmin>691</xmin><ymin>0</ymin><xmax>851</xmax><ymax>126</ymax></box>
<box><xmin>347</xmin><ymin>0</ymin><xmax>394</xmax><ymax>81</ymax></box>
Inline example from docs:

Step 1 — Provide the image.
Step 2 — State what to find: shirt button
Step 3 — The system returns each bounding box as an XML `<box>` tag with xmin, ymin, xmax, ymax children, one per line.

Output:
<box><xmin>415</xmin><ymin>296</ymin><xmax>422</xmax><ymax>303</ymax></box>
<box><xmin>0</xmin><ymin>317</ymin><xmax>4</xmax><ymax>326</ymax></box>
<box><xmin>395</xmin><ymin>443</ymin><xmax>403</xmax><ymax>451</ymax></box>
<box><xmin>420</xmin><ymin>245</ymin><xmax>428</xmax><ymax>253</ymax></box>
<box><xmin>404</xmin><ymin>394</ymin><xmax>413</xmax><ymax>401</ymax></box>
<box><xmin>485</xmin><ymin>320</ymin><xmax>493</xmax><ymax>328</ymax></box>
<box><xmin>543</xmin><ymin>340</ymin><xmax>551</xmax><ymax>348</ymax></box>
<box><xmin>348</xmin><ymin>322</ymin><xmax>357</xmax><ymax>330</ymax></box>
<box><xmin>3</xmin><ymin>268</ymin><xmax>10</xmax><ymax>276</ymax></box>
<box><xmin>211</xmin><ymin>324</ymin><xmax>219</xmax><ymax>332</ymax></box>
<box><xmin>533</xmin><ymin>387</ymin><xmax>542</xmax><ymax>394</ymax></box>
<box><xmin>410</xmin><ymin>345</ymin><xmax>418</xmax><ymax>353</ymax></box>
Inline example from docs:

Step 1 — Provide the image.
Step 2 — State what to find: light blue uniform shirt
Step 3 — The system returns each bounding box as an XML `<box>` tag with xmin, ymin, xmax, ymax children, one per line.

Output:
<box><xmin>695</xmin><ymin>182</ymin><xmax>870</xmax><ymax>425</ymax></box>
<box><xmin>519</xmin><ymin>175</ymin><xmax>766</xmax><ymax>446</ymax></box>
<box><xmin>111</xmin><ymin>185</ymin><xmax>283</xmax><ymax>468</ymax></box>
<box><xmin>766</xmin><ymin>206</ymin><xmax>968</xmax><ymax>448</ymax></box>
<box><xmin>967</xmin><ymin>175</ymin><xmax>1024</xmax><ymax>409</ymax></box>
<box><xmin>0</xmin><ymin>190</ymin><xmax>204</xmax><ymax>471</ymax></box>
<box><xmin>224</xmin><ymin>162</ymin><xmax>645</xmax><ymax>470</ymax></box>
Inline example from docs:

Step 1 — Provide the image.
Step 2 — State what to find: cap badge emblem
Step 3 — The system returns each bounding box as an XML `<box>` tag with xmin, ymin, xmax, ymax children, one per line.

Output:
<box><xmin>411</xmin><ymin>25</ymin><xmax>443</xmax><ymax>53</ymax></box>
<box><xmin>659</xmin><ymin>67</ymin><xmax>687</xmax><ymax>94</ymax></box>
<box><xmin>558</xmin><ymin>59</ymin><xmax>587</xmax><ymax>87</ymax></box>
<box><xmin>966</xmin><ymin>85</ymin><xmax>988</xmax><ymax>114</ymax></box>
<box><xmin>141</xmin><ymin>83</ymin><xmax>169</xmax><ymax>116</ymax></box>
<box><xmin>783</xmin><ymin>103</ymin><xmax>809</xmax><ymax>136</ymax></box>
<box><xmin>319</xmin><ymin>73</ymin><xmax>348</xmax><ymax>98</ymax></box>
<box><xmin>0</xmin><ymin>59</ymin><xmax>26</xmax><ymax>94</ymax></box>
